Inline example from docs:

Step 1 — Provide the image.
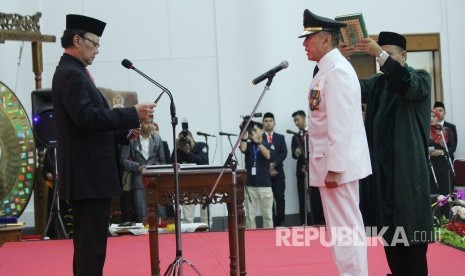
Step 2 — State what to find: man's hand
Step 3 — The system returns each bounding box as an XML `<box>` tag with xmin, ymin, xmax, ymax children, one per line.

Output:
<box><xmin>129</xmin><ymin>128</ymin><xmax>141</xmax><ymax>140</ymax></box>
<box><xmin>324</xmin><ymin>171</ymin><xmax>341</xmax><ymax>189</ymax></box>
<box><xmin>355</xmin><ymin>38</ymin><xmax>383</xmax><ymax>57</ymax></box>
<box><xmin>339</xmin><ymin>42</ymin><xmax>357</xmax><ymax>58</ymax></box>
<box><xmin>430</xmin><ymin>149</ymin><xmax>444</xmax><ymax>157</ymax></box>
<box><xmin>45</xmin><ymin>172</ymin><xmax>53</xmax><ymax>181</ymax></box>
<box><xmin>250</xmin><ymin>132</ymin><xmax>259</xmax><ymax>144</ymax></box>
<box><xmin>135</xmin><ymin>102</ymin><xmax>156</xmax><ymax>121</ymax></box>
<box><xmin>269</xmin><ymin>162</ymin><xmax>278</xmax><ymax>177</ymax></box>
<box><xmin>138</xmin><ymin>164</ymin><xmax>146</xmax><ymax>173</ymax></box>
<box><xmin>176</xmin><ymin>139</ymin><xmax>191</xmax><ymax>154</ymax></box>
<box><xmin>295</xmin><ymin>147</ymin><xmax>302</xmax><ymax>157</ymax></box>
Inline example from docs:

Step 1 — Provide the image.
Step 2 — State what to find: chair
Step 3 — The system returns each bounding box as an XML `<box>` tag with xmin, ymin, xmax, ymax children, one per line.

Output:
<box><xmin>453</xmin><ymin>158</ymin><xmax>465</xmax><ymax>191</ymax></box>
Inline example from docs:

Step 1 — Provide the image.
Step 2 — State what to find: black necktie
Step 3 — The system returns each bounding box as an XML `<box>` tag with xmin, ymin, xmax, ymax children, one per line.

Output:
<box><xmin>313</xmin><ymin>65</ymin><xmax>319</xmax><ymax>77</ymax></box>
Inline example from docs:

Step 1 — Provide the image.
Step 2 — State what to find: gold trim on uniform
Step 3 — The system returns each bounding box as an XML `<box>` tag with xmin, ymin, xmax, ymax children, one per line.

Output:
<box><xmin>303</xmin><ymin>27</ymin><xmax>324</xmax><ymax>32</ymax></box>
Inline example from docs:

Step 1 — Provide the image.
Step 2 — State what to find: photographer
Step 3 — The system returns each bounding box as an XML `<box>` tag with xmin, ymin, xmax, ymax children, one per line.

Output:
<box><xmin>239</xmin><ymin>120</ymin><xmax>273</xmax><ymax>229</ymax></box>
<box><xmin>171</xmin><ymin>129</ymin><xmax>211</xmax><ymax>225</ymax></box>
<box><xmin>172</xmin><ymin>131</ymin><xmax>208</xmax><ymax>165</ymax></box>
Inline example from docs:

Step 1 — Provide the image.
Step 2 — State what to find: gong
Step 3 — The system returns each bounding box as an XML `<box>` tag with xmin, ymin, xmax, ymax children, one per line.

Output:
<box><xmin>0</xmin><ymin>81</ymin><xmax>36</xmax><ymax>217</ymax></box>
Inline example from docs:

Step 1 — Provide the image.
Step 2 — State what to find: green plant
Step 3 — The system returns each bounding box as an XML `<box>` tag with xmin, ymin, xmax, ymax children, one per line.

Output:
<box><xmin>432</xmin><ymin>190</ymin><xmax>465</xmax><ymax>250</ymax></box>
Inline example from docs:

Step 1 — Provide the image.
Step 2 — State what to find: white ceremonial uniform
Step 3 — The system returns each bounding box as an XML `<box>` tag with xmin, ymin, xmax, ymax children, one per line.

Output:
<box><xmin>307</xmin><ymin>48</ymin><xmax>372</xmax><ymax>276</ymax></box>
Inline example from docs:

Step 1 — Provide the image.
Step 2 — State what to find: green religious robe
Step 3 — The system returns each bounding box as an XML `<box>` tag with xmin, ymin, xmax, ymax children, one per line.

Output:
<box><xmin>360</xmin><ymin>57</ymin><xmax>434</xmax><ymax>245</ymax></box>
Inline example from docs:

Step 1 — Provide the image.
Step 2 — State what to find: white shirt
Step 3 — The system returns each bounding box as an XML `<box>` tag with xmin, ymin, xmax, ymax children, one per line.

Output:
<box><xmin>140</xmin><ymin>136</ymin><xmax>150</xmax><ymax>160</ymax></box>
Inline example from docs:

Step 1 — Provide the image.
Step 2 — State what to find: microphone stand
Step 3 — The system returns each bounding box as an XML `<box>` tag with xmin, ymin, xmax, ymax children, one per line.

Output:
<box><xmin>126</xmin><ymin>63</ymin><xmax>202</xmax><ymax>275</ymax></box>
<box><xmin>428</xmin><ymin>152</ymin><xmax>438</xmax><ymax>189</ymax></box>
<box><xmin>439</xmin><ymin>129</ymin><xmax>455</xmax><ymax>195</ymax></box>
<box><xmin>203</xmin><ymin>76</ymin><xmax>275</xmax><ymax>276</ymax></box>
<box><xmin>42</xmin><ymin>146</ymin><xmax>68</xmax><ymax>239</ymax></box>
<box><xmin>200</xmin><ymin>135</ymin><xmax>211</xmax><ymax>229</ymax></box>
<box><xmin>297</xmin><ymin>130</ymin><xmax>310</xmax><ymax>226</ymax></box>
<box><xmin>223</xmin><ymin>134</ymin><xmax>240</xmax><ymax>167</ymax></box>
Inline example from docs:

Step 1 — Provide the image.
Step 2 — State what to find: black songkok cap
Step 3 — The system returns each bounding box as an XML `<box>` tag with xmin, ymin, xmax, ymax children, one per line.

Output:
<box><xmin>298</xmin><ymin>9</ymin><xmax>346</xmax><ymax>38</ymax></box>
<box><xmin>378</xmin><ymin>31</ymin><xmax>406</xmax><ymax>50</ymax></box>
<box><xmin>66</xmin><ymin>14</ymin><xmax>106</xmax><ymax>37</ymax></box>
<box><xmin>263</xmin><ymin>112</ymin><xmax>275</xmax><ymax>120</ymax></box>
<box><xmin>434</xmin><ymin>101</ymin><xmax>445</xmax><ymax>110</ymax></box>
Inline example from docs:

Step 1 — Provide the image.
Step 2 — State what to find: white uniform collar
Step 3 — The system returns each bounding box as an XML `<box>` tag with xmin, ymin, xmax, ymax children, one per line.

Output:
<box><xmin>316</xmin><ymin>48</ymin><xmax>341</xmax><ymax>73</ymax></box>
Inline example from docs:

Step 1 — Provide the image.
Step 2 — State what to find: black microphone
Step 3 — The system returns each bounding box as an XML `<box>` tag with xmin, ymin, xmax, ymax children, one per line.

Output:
<box><xmin>286</xmin><ymin>129</ymin><xmax>299</xmax><ymax>135</ymax></box>
<box><xmin>121</xmin><ymin>59</ymin><xmax>133</xmax><ymax>69</ymax></box>
<box><xmin>197</xmin><ymin>131</ymin><xmax>216</xmax><ymax>137</ymax></box>
<box><xmin>219</xmin><ymin>131</ymin><xmax>238</xmax><ymax>137</ymax></box>
<box><xmin>121</xmin><ymin>59</ymin><xmax>170</xmax><ymax>92</ymax></box>
<box><xmin>252</xmin><ymin>61</ymin><xmax>289</xmax><ymax>85</ymax></box>
<box><xmin>122</xmin><ymin>59</ymin><xmax>165</xmax><ymax>104</ymax></box>
<box><xmin>122</xmin><ymin>58</ymin><xmax>171</xmax><ymax>138</ymax></box>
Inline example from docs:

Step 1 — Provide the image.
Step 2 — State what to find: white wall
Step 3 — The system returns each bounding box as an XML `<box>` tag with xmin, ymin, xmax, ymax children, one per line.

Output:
<box><xmin>1</xmin><ymin>0</ymin><xmax>464</xmax><ymax>227</ymax></box>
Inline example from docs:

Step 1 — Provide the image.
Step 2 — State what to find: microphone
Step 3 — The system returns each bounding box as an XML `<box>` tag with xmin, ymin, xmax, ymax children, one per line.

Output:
<box><xmin>286</xmin><ymin>129</ymin><xmax>299</xmax><ymax>135</ymax></box>
<box><xmin>121</xmin><ymin>59</ymin><xmax>133</xmax><ymax>69</ymax></box>
<box><xmin>122</xmin><ymin>58</ymin><xmax>171</xmax><ymax>138</ymax></box>
<box><xmin>121</xmin><ymin>59</ymin><xmax>170</xmax><ymax>92</ymax></box>
<box><xmin>252</xmin><ymin>61</ymin><xmax>289</xmax><ymax>85</ymax></box>
<box><xmin>197</xmin><ymin>131</ymin><xmax>216</xmax><ymax>137</ymax></box>
<box><xmin>219</xmin><ymin>131</ymin><xmax>238</xmax><ymax>137</ymax></box>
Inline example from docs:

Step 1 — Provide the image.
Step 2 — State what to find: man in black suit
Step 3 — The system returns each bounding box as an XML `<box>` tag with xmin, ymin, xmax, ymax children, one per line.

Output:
<box><xmin>434</xmin><ymin>101</ymin><xmax>457</xmax><ymax>161</ymax></box>
<box><xmin>262</xmin><ymin>112</ymin><xmax>288</xmax><ymax>226</ymax></box>
<box><xmin>52</xmin><ymin>14</ymin><xmax>156</xmax><ymax>276</ymax></box>
<box><xmin>291</xmin><ymin>110</ymin><xmax>324</xmax><ymax>225</ymax></box>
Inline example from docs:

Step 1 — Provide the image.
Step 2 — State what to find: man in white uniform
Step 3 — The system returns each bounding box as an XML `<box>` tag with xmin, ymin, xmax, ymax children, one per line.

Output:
<box><xmin>298</xmin><ymin>10</ymin><xmax>372</xmax><ymax>276</ymax></box>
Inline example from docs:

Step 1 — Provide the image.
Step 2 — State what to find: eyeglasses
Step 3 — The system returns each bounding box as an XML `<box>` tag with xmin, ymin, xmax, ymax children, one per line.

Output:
<box><xmin>80</xmin><ymin>36</ymin><xmax>100</xmax><ymax>48</ymax></box>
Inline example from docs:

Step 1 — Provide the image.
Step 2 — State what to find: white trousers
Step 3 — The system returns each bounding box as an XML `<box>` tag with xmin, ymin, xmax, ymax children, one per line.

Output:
<box><xmin>182</xmin><ymin>204</ymin><xmax>212</xmax><ymax>226</ymax></box>
<box><xmin>318</xmin><ymin>180</ymin><xmax>368</xmax><ymax>276</ymax></box>
<box><xmin>244</xmin><ymin>186</ymin><xmax>274</xmax><ymax>229</ymax></box>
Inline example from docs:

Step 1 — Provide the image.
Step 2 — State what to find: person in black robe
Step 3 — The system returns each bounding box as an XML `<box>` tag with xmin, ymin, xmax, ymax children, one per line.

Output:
<box><xmin>341</xmin><ymin>31</ymin><xmax>434</xmax><ymax>275</ymax></box>
<box><xmin>52</xmin><ymin>14</ymin><xmax>155</xmax><ymax>276</ymax></box>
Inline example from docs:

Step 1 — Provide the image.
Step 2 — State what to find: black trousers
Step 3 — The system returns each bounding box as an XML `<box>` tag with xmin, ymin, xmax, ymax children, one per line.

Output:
<box><xmin>296</xmin><ymin>174</ymin><xmax>310</xmax><ymax>224</ymax></box>
<box><xmin>72</xmin><ymin>198</ymin><xmax>112</xmax><ymax>276</ymax></box>
<box><xmin>296</xmin><ymin>174</ymin><xmax>324</xmax><ymax>225</ymax></box>
<box><xmin>384</xmin><ymin>244</ymin><xmax>428</xmax><ymax>276</ymax></box>
<box><xmin>309</xmin><ymin>186</ymin><xmax>324</xmax><ymax>225</ymax></box>
<box><xmin>271</xmin><ymin>175</ymin><xmax>286</xmax><ymax>226</ymax></box>
<box><xmin>120</xmin><ymin>191</ymin><xmax>135</xmax><ymax>222</ymax></box>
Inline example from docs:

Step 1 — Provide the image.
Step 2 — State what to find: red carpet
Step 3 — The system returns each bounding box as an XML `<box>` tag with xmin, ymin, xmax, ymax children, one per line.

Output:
<box><xmin>0</xmin><ymin>228</ymin><xmax>463</xmax><ymax>275</ymax></box>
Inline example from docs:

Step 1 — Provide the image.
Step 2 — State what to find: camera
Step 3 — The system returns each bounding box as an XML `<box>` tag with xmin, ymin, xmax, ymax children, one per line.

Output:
<box><xmin>179</xmin><ymin>137</ymin><xmax>190</xmax><ymax>147</ymax></box>
<box><xmin>240</xmin><ymin>113</ymin><xmax>262</xmax><ymax>134</ymax></box>
<box><xmin>181</xmin><ymin>118</ymin><xmax>189</xmax><ymax>137</ymax></box>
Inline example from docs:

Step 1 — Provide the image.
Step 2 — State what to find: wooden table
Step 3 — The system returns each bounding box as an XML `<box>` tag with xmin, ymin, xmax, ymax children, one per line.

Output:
<box><xmin>0</xmin><ymin>225</ymin><xmax>23</xmax><ymax>246</ymax></box>
<box><xmin>142</xmin><ymin>166</ymin><xmax>247</xmax><ymax>276</ymax></box>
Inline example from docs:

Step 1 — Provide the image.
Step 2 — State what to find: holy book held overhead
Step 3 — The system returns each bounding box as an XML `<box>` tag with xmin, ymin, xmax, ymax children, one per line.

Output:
<box><xmin>335</xmin><ymin>13</ymin><xmax>368</xmax><ymax>47</ymax></box>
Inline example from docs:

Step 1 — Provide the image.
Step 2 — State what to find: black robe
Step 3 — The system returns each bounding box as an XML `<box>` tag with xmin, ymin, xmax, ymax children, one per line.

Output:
<box><xmin>52</xmin><ymin>53</ymin><xmax>139</xmax><ymax>200</ymax></box>
<box><xmin>359</xmin><ymin>57</ymin><xmax>434</xmax><ymax>245</ymax></box>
